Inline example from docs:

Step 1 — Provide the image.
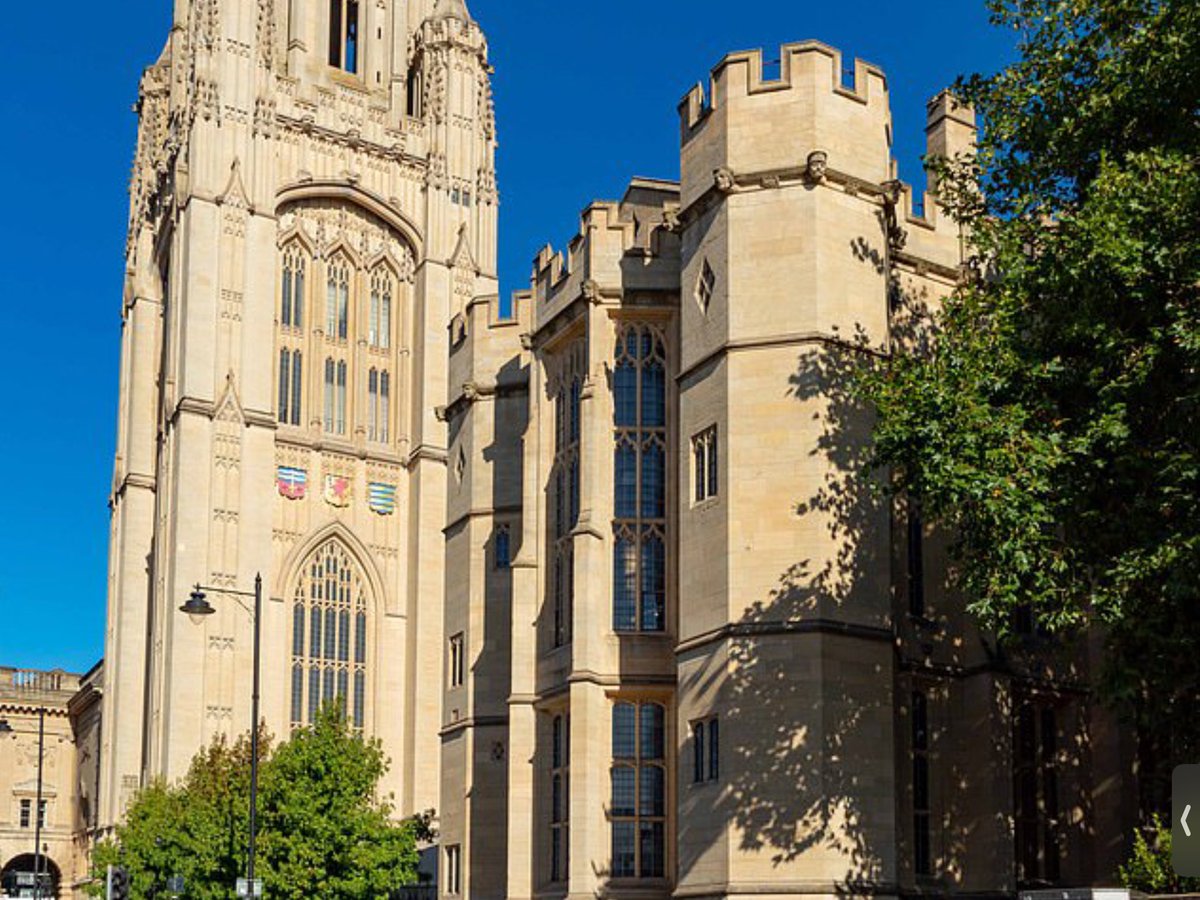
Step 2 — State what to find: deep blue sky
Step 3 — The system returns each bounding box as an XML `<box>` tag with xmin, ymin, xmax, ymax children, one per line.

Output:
<box><xmin>0</xmin><ymin>1</ymin><xmax>1013</xmax><ymax>673</ymax></box>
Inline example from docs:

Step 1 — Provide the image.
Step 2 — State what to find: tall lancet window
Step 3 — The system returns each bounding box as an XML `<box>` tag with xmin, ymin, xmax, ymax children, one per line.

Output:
<box><xmin>368</xmin><ymin>369</ymin><xmax>390</xmax><ymax>443</ymax></box>
<box><xmin>328</xmin><ymin>0</ymin><xmax>361</xmax><ymax>74</ymax></box>
<box><xmin>324</xmin><ymin>359</ymin><xmax>348</xmax><ymax>436</ymax></box>
<box><xmin>290</xmin><ymin>540</ymin><xmax>370</xmax><ymax>729</ymax></box>
<box><xmin>281</xmin><ymin>245</ymin><xmax>306</xmax><ymax>330</ymax></box>
<box><xmin>278</xmin><ymin>349</ymin><xmax>303</xmax><ymax>426</ymax></box>
<box><xmin>369</xmin><ymin>268</ymin><xmax>392</xmax><ymax>350</ymax></box>
<box><xmin>326</xmin><ymin>257</ymin><xmax>350</xmax><ymax>341</ymax></box>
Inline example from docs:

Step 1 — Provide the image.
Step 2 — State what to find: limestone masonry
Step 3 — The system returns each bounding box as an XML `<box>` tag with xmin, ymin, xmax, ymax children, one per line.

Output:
<box><xmin>0</xmin><ymin>2</ymin><xmax>1137</xmax><ymax>898</ymax></box>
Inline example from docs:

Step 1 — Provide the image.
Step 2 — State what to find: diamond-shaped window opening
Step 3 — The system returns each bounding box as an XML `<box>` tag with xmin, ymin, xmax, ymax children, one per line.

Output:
<box><xmin>455</xmin><ymin>446</ymin><xmax>467</xmax><ymax>484</ymax></box>
<box><xmin>696</xmin><ymin>260</ymin><xmax>716</xmax><ymax>314</ymax></box>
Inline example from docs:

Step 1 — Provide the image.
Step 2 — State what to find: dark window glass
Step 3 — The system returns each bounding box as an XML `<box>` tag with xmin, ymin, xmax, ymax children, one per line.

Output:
<box><xmin>708</xmin><ymin>718</ymin><xmax>720</xmax><ymax>781</ymax></box>
<box><xmin>615</xmin><ymin>444</ymin><xmax>637</xmax><ymax>518</ymax></box>
<box><xmin>640</xmin><ymin>534</ymin><xmax>665</xmax><ymax>632</ymax></box>
<box><xmin>641</xmin><ymin>362</ymin><xmax>665</xmax><ymax>427</ymax></box>
<box><xmin>613</xmin><ymin>537</ymin><xmax>638</xmax><ymax>632</ymax></box>
<box><xmin>328</xmin><ymin>0</ymin><xmax>342</xmax><ymax>67</ymax></box>
<box><xmin>611</xmin><ymin>766</ymin><xmax>636</xmax><ymax>817</ymax></box>
<box><xmin>612</xmin><ymin>703</ymin><xmax>636</xmax><ymax>758</ymax></box>
<box><xmin>614</xmin><ymin>362</ymin><xmax>637</xmax><ymax>427</ymax></box>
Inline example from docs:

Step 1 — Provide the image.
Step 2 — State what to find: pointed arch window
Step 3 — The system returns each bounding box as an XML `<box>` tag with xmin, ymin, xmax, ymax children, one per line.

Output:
<box><xmin>326</xmin><ymin>257</ymin><xmax>350</xmax><ymax>341</ymax></box>
<box><xmin>369</xmin><ymin>268</ymin><xmax>393</xmax><ymax>350</ymax></box>
<box><xmin>290</xmin><ymin>540</ymin><xmax>370</xmax><ymax>729</ymax></box>
<box><xmin>612</xmin><ymin>324</ymin><xmax>668</xmax><ymax>633</ymax></box>
<box><xmin>328</xmin><ymin>0</ymin><xmax>361</xmax><ymax>74</ymax></box>
<box><xmin>281</xmin><ymin>245</ymin><xmax>307</xmax><ymax>330</ymax></box>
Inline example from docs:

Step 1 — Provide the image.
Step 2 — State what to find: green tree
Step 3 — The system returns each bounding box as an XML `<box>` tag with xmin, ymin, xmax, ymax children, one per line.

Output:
<box><xmin>258</xmin><ymin>705</ymin><xmax>418</xmax><ymax>900</ymax></box>
<box><xmin>854</xmin><ymin>0</ymin><xmax>1200</xmax><ymax>812</ymax></box>
<box><xmin>90</xmin><ymin>707</ymin><xmax>418</xmax><ymax>899</ymax></box>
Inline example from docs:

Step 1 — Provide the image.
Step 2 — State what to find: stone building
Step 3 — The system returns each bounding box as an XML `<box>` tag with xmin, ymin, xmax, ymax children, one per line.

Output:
<box><xmin>437</xmin><ymin>40</ymin><xmax>1136</xmax><ymax>900</ymax></box>
<box><xmin>95</xmin><ymin>0</ymin><xmax>1138</xmax><ymax>894</ymax></box>
<box><xmin>0</xmin><ymin>666</ymin><xmax>103</xmax><ymax>899</ymax></box>
<box><xmin>101</xmin><ymin>0</ymin><xmax>496</xmax><ymax>835</ymax></box>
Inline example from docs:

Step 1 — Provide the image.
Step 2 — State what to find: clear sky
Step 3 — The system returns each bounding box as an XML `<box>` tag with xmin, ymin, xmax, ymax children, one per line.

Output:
<box><xmin>0</xmin><ymin>0</ymin><xmax>1014</xmax><ymax>673</ymax></box>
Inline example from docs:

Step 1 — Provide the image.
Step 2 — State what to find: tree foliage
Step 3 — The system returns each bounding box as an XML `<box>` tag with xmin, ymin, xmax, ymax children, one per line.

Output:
<box><xmin>854</xmin><ymin>0</ymin><xmax>1200</xmax><ymax>808</ymax></box>
<box><xmin>90</xmin><ymin>706</ymin><xmax>419</xmax><ymax>899</ymax></box>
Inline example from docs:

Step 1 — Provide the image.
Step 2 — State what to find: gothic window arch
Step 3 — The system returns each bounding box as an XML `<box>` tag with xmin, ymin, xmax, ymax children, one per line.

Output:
<box><xmin>290</xmin><ymin>539</ymin><xmax>371</xmax><ymax>730</ymax></box>
<box><xmin>277</xmin><ymin>243</ymin><xmax>309</xmax><ymax>427</ymax></box>
<box><xmin>368</xmin><ymin>267</ymin><xmax>393</xmax><ymax>350</ymax></box>
<box><xmin>613</xmin><ymin>324</ymin><xmax>668</xmax><ymax>633</ymax></box>
<box><xmin>326</xmin><ymin>255</ymin><xmax>351</xmax><ymax>342</ymax></box>
<box><xmin>281</xmin><ymin>244</ymin><xmax>307</xmax><ymax>330</ymax></box>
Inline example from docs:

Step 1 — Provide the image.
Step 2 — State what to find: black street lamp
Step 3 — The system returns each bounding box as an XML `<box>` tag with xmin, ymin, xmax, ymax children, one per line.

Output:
<box><xmin>180</xmin><ymin>574</ymin><xmax>264</xmax><ymax>898</ymax></box>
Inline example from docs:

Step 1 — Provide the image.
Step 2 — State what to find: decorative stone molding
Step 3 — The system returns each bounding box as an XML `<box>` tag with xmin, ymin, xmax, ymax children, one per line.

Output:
<box><xmin>713</xmin><ymin>166</ymin><xmax>737</xmax><ymax>194</ymax></box>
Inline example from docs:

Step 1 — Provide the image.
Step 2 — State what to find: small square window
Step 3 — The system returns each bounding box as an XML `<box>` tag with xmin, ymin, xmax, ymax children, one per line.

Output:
<box><xmin>695</xmin><ymin>259</ymin><xmax>716</xmax><ymax>313</ymax></box>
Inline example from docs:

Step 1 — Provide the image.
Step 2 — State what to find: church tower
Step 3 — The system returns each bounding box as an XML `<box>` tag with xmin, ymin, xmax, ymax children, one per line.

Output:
<box><xmin>101</xmin><ymin>0</ymin><xmax>497</xmax><ymax>828</ymax></box>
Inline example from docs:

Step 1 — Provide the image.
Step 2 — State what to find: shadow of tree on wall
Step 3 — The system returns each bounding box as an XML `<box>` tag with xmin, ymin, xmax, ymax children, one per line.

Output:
<box><xmin>693</xmin><ymin>235</ymin><xmax>952</xmax><ymax>891</ymax></box>
<box><xmin>706</xmin><ymin>320</ymin><xmax>893</xmax><ymax>890</ymax></box>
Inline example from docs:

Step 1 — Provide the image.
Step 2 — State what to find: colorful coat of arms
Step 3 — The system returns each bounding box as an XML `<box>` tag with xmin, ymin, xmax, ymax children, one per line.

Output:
<box><xmin>324</xmin><ymin>474</ymin><xmax>351</xmax><ymax>508</ymax></box>
<box><xmin>277</xmin><ymin>467</ymin><xmax>308</xmax><ymax>500</ymax></box>
<box><xmin>368</xmin><ymin>483</ymin><xmax>397</xmax><ymax>516</ymax></box>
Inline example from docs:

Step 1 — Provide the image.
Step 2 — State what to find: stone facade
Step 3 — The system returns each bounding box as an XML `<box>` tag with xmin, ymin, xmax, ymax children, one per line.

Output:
<box><xmin>0</xmin><ymin>667</ymin><xmax>103</xmax><ymax>900</ymax></box>
<box><xmin>438</xmin><ymin>41</ymin><xmax>1136</xmax><ymax>900</ymax></box>
<box><xmin>91</xmin><ymin>1</ymin><xmax>1138</xmax><ymax>896</ymax></box>
<box><xmin>102</xmin><ymin>0</ymin><xmax>496</xmax><ymax>838</ymax></box>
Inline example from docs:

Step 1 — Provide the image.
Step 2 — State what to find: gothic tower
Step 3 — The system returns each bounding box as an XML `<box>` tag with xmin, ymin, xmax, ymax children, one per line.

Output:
<box><xmin>101</xmin><ymin>0</ymin><xmax>497</xmax><ymax>829</ymax></box>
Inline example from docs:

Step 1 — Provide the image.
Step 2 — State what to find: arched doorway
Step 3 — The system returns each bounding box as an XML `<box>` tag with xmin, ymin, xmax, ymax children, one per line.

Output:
<box><xmin>1</xmin><ymin>854</ymin><xmax>61</xmax><ymax>898</ymax></box>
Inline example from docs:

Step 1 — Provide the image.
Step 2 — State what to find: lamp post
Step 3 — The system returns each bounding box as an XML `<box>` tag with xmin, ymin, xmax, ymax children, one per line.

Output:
<box><xmin>180</xmin><ymin>573</ymin><xmax>263</xmax><ymax>898</ymax></box>
<box><xmin>32</xmin><ymin>707</ymin><xmax>45</xmax><ymax>900</ymax></box>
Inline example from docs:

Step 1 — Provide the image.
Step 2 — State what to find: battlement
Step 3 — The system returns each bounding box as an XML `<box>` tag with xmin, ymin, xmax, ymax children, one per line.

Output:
<box><xmin>679</xmin><ymin>41</ymin><xmax>889</xmax><ymax>139</ymax></box>
<box><xmin>531</xmin><ymin>179</ymin><xmax>680</xmax><ymax>322</ymax></box>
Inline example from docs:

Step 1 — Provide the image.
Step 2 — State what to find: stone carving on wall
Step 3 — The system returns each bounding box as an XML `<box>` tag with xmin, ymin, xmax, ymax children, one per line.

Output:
<box><xmin>256</xmin><ymin>0</ymin><xmax>276</xmax><ymax>69</ymax></box>
<box><xmin>279</xmin><ymin>201</ymin><xmax>416</xmax><ymax>281</ymax></box>
<box><xmin>806</xmin><ymin>150</ymin><xmax>829</xmax><ymax>183</ymax></box>
<box><xmin>477</xmin><ymin>71</ymin><xmax>495</xmax><ymax>139</ymax></box>
<box><xmin>425</xmin><ymin>53</ymin><xmax>448</xmax><ymax>123</ymax></box>
<box><xmin>253</xmin><ymin>96</ymin><xmax>278</xmax><ymax>139</ymax></box>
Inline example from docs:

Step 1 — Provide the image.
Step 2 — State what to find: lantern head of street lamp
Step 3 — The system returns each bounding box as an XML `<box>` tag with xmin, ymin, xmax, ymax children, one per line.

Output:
<box><xmin>180</xmin><ymin>586</ymin><xmax>217</xmax><ymax>624</ymax></box>
<box><xmin>0</xmin><ymin>719</ymin><xmax>12</xmax><ymax>735</ymax></box>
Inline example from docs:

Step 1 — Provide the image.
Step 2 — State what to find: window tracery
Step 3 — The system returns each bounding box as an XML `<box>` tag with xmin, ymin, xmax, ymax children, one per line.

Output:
<box><xmin>290</xmin><ymin>540</ymin><xmax>369</xmax><ymax>729</ymax></box>
<box><xmin>613</xmin><ymin>324</ymin><xmax>667</xmax><ymax>633</ymax></box>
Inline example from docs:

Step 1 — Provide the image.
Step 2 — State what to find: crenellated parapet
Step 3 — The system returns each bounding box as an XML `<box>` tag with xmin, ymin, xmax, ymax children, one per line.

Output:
<box><xmin>678</xmin><ymin>41</ymin><xmax>892</xmax><ymax>209</ymax></box>
<box><xmin>675</xmin><ymin>41</ymin><xmax>975</xmax><ymax>283</ymax></box>
<box><xmin>530</xmin><ymin>178</ymin><xmax>681</xmax><ymax>333</ymax></box>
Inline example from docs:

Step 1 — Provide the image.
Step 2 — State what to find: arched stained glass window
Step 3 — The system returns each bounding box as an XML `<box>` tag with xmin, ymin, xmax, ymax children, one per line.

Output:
<box><xmin>290</xmin><ymin>540</ymin><xmax>370</xmax><ymax>730</ymax></box>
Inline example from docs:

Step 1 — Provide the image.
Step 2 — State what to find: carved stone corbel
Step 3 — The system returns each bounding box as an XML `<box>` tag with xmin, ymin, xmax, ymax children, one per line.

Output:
<box><xmin>805</xmin><ymin>150</ymin><xmax>829</xmax><ymax>184</ymax></box>
<box><xmin>713</xmin><ymin>167</ymin><xmax>737</xmax><ymax>194</ymax></box>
